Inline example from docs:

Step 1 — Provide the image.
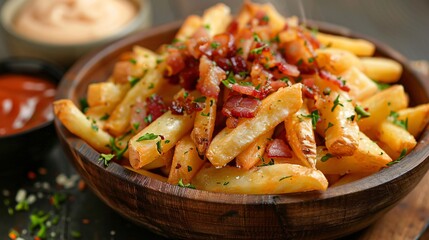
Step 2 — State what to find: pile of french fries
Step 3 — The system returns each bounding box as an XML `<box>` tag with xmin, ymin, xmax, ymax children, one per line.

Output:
<box><xmin>54</xmin><ymin>2</ymin><xmax>429</xmax><ymax>194</ymax></box>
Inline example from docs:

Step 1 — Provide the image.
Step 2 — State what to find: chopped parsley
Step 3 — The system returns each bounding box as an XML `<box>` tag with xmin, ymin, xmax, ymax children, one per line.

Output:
<box><xmin>296</xmin><ymin>58</ymin><xmax>304</xmax><ymax>66</ymax></box>
<box><xmin>355</xmin><ymin>105</ymin><xmax>371</xmax><ymax>120</ymax></box>
<box><xmin>177</xmin><ymin>179</ymin><xmax>196</xmax><ymax>189</ymax></box>
<box><xmin>301</xmin><ymin>110</ymin><xmax>320</xmax><ymax>129</ymax></box>
<box><xmin>262</xmin><ymin>15</ymin><xmax>270</xmax><ymax>22</ymax></box>
<box><xmin>259</xmin><ymin>158</ymin><xmax>274</xmax><ymax>167</ymax></box>
<box><xmin>187</xmin><ymin>166</ymin><xmax>192</xmax><ymax>172</ymax></box>
<box><xmin>372</xmin><ymin>80</ymin><xmax>390</xmax><ymax>90</ymax></box>
<box><xmin>129</xmin><ymin>59</ymin><xmax>137</xmax><ymax>64</ymax></box>
<box><xmin>223</xmin><ymin>181</ymin><xmax>230</xmax><ymax>186</ymax></box>
<box><xmin>108</xmin><ymin>137</ymin><xmax>128</xmax><ymax>160</ymax></box>
<box><xmin>79</xmin><ymin>98</ymin><xmax>89</xmax><ymax>113</ymax></box>
<box><xmin>129</xmin><ymin>76</ymin><xmax>140</xmax><ymax>87</ymax></box>
<box><xmin>201</xmin><ymin>112</ymin><xmax>210</xmax><ymax>117</ymax></box>
<box><xmin>204</xmin><ymin>24</ymin><xmax>210</xmax><ymax>30</ymax></box>
<box><xmin>144</xmin><ymin>114</ymin><xmax>153</xmax><ymax>124</ymax></box>
<box><xmin>331</xmin><ymin>94</ymin><xmax>343</xmax><ymax>112</ymax></box>
<box><xmin>210</xmin><ymin>42</ymin><xmax>220</xmax><ymax>49</ymax></box>
<box><xmin>279</xmin><ymin>176</ymin><xmax>292</xmax><ymax>181</ymax></box>
<box><xmin>136</xmin><ymin>133</ymin><xmax>158</xmax><ymax>141</ymax></box>
<box><xmin>389</xmin><ymin>111</ymin><xmax>408</xmax><ymax>130</ymax></box>
<box><xmin>308</xmin><ymin>57</ymin><xmax>315</xmax><ymax>63</ymax></box>
<box><xmin>387</xmin><ymin>148</ymin><xmax>407</xmax><ymax>166</ymax></box>
<box><xmin>156</xmin><ymin>140</ymin><xmax>162</xmax><ymax>154</ymax></box>
<box><xmin>325</xmin><ymin>122</ymin><xmax>334</xmax><ymax>132</ymax></box>
<box><xmin>99</xmin><ymin>153</ymin><xmax>115</xmax><ymax>166</ymax></box>
<box><xmin>222</xmin><ymin>73</ymin><xmax>237</xmax><ymax>88</ymax></box>
<box><xmin>100</xmin><ymin>113</ymin><xmax>110</xmax><ymax>121</ymax></box>
<box><xmin>51</xmin><ymin>193</ymin><xmax>67</xmax><ymax>210</ymax></box>
<box><xmin>91</xmin><ymin>120</ymin><xmax>98</xmax><ymax>132</ymax></box>
<box><xmin>253</xmin><ymin>33</ymin><xmax>262</xmax><ymax>42</ymax></box>
<box><xmin>148</xmin><ymin>82</ymin><xmax>155</xmax><ymax>89</ymax></box>
<box><xmin>321</xmin><ymin>153</ymin><xmax>333</xmax><ymax>162</ymax></box>
<box><xmin>132</xmin><ymin>122</ymin><xmax>140</xmax><ymax>131</ymax></box>
<box><xmin>194</xmin><ymin>96</ymin><xmax>207</xmax><ymax>103</ymax></box>
<box><xmin>71</xmin><ymin>230</ymin><xmax>82</xmax><ymax>238</ymax></box>
<box><xmin>250</xmin><ymin>45</ymin><xmax>266</xmax><ymax>55</ymax></box>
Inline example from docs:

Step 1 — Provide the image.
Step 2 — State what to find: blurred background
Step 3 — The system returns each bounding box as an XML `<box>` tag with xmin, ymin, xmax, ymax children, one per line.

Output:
<box><xmin>0</xmin><ymin>0</ymin><xmax>428</xmax><ymax>61</ymax></box>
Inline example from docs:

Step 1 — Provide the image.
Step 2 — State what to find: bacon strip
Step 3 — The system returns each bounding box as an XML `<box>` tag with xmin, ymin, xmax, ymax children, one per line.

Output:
<box><xmin>222</xmin><ymin>95</ymin><xmax>260</xmax><ymax>118</ymax></box>
<box><xmin>197</xmin><ymin>55</ymin><xmax>227</xmax><ymax>98</ymax></box>
<box><xmin>266</xmin><ymin>139</ymin><xmax>293</xmax><ymax>158</ymax></box>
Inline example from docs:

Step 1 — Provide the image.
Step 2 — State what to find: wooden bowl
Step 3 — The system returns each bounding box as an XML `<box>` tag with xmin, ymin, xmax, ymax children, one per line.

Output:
<box><xmin>54</xmin><ymin>21</ymin><xmax>429</xmax><ymax>239</ymax></box>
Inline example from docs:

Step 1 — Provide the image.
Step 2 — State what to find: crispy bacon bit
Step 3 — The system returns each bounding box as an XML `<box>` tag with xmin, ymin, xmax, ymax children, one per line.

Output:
<box><xmin>226</xmin><ymin>20</ymin><xmax>239</xmax><ymax>35</ymax></box>
<box><xmin>276</xmin><ymin>62</ymin><xmax>300</xmax><ymax>77</ymax></box>
<box><xmin>226</xmin><ymin>117</ymin><xmax>239</xmax><ymax>128</ymax></box>
<box><xmin>179</xmin><ymin>57</ymin><xmax>200</xmax><ymax>90</ymax></box>
<box><xmin>222</xmin><ymin>95</ymin><xmax>260</xmax><ymax>118</ymax></box>
<box><xmin>146</xmin><ymin>94</ymin><xmax>167</xmax><ymax>120</ymax></box>
<box><xmin>266</xmin><ymin>139</ymin><xmax>293</xmax><ymax>158</ymax></box>
<box><xmin>187</xmin><ymin>28</ymin><xmax>210</xmax><ymax>59</ymax></box>
<box><xmin>231</xmin><ymin>84</ymin><xmax>266</xmax><ymax>99</ymax></box>
<box><xmin>270</xmin><ymin>80</ymin><xmax>287</xmax><ymax>91</ymax></box>
<box><xmin>165</xmin><ymin>49</ymin><xmax>185</xmax><ymax>76</ymax></box>
<box><xmin>169</xmin><ymin>94</ymin><xmax>204</xmax><ymax>115</ymax></box>
<box><xmin>130</xmin><ymin>102</ymin><xmax>148</xmax><ymax>131</ymax></box>
<box><xmin>197</xmin><ymin>55</ymin><xmax>227</xmax><ymax>98</ymax></box>
<box><xmin>302</xmin><ymin>78</ymin><xmax>318</xmax><ymax>99</ymax></box>
<box><xmin>112</xmin><ymin>61</ymin><xmax>133</xmax><ymax>83</ymax></box>
<box><xmin>230</xmin><ymin>55</ymin><xmax>248</xmax><ymax>74</ymax></box>
<box><xmin>319</xmin><ymin>70</ymin><xmax>350</xmax><ymax>92</ymax></box>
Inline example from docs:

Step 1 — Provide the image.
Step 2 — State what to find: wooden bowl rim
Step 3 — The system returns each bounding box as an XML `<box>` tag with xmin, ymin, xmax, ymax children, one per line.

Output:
<box><xmin>55</xmin><ymin>20</ymin><xmax>429</xmax><ymax>205</ymax></box>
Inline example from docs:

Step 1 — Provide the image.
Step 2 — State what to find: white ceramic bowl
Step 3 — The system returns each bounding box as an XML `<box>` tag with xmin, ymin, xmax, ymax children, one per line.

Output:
<box><xmin>0</xmin><ymin>0</ymin><xmax>151</xmax><ymax>67</ymax></box>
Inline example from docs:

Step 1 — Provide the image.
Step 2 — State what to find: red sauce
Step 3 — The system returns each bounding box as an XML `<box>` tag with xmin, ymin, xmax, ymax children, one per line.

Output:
<box><xmin>0</xmin><ymin>74</ymin><xmax>56</xmax><ymax>136</ymax></box>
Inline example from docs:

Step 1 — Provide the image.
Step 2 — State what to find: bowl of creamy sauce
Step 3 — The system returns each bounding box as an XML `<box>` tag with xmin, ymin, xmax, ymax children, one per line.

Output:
<box><xmin>0</xmin><ymin>58</ymin><xmax>63</xmax><ymax>174</ymax></box>
<box><xmin>1</xmin><ymin>0</ymin><xmax>151</xmax><ymax>66</ymax></box>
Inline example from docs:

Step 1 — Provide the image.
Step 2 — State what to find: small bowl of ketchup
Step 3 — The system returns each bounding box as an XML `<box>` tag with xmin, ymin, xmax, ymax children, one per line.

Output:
<box><xmin>0</xmin><ymin>58</ymin><xmax>63</xmax><ymax>174</ymax></box>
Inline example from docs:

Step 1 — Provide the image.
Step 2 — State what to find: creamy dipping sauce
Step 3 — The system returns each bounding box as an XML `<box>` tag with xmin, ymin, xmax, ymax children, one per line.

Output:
<box><xmin>13</xmin><ymin>0</ymin><xmax>137</xmax><ymax>44</ymax></box>
<box><xmin>0</xmin><ymin>74</ymin><xmax>56</xmax><ymax>136</ymax></box>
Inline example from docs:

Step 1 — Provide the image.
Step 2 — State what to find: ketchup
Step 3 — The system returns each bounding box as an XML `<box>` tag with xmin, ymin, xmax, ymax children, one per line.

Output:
<box><xmin>0</xmin><ymin>74</ymin><xmax>56</xmax><ymax>136</ymax></box>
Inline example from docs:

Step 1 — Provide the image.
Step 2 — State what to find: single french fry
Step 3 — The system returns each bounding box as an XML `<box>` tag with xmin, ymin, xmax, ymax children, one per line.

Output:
<box><xmin>285</xmin><ymin>103</ymin><xmax>317</xmax><ymax>168</ymax></box>
<box><xmin>54</xmin><ymin>100</ymin><xmax>111</xmax><ymax>153</ymax></box>
<box><xmin>361</xmin><ymin>57</ymin><xmax>403</xmax><ymax>83</ymax></box>
<box><xmin>124</xmin><ymin>166</ymin><xmax>167</xmax><ymax>182</ymax></box>
<box><xmin>191</xmin><ymin>97</ymin><xmax>217</xmax><ymax>155</ymax></box>
<box><xmin>339</xmin><ymin>66</ymin><xmax>378</xmax><ymax>101</ymax></box>
<box><xmin>358</xmin><ymin>85</ymin><xmax>408</xmax><ymax>131</ymax></box>
<box><xmin>206</xmin><ymin>84</ymin><xmax>303</xmax><ymax>167</ymax></box>
<box><xmin>316</xmin><ymin>32</ymin><xmax>375</xmax><ymax>56</ymax></box>
<box><xmin>168</xmin><ymin>135</ymin><xmax>206</xmax><ymax>184</ymax></box>
<box><xmin>132</xmin><ymin>46</ymin><xmax>160</xmax><ymax>70</ymax></box>
<box><xmin>236</xmin><ymin>129</ymin><xmax>274</xmax><ymax>170</ymax></box>
<box><xmin>316</xmin><ymin>132</ymin><xmax>392</xmax><ymax>175</ymax></box>
<box><xmin>105</xmin><ymin>69</ymin><xmax>163</xmax><ymax>136</ymax></box>
<box><xmin>87</xmin><ymin>82</ymin><xmax>129</xmax><ymax>108</ymax></box>
<box><xmin>330</xmin><ymin>172</ymin><xmax>372</xmax><ymax>187</ymax></box>
<box><xmin>128</xmin><ymin>111</ymin><xmax>195</xmax><ymax>169</ymax></box>
<box><xmin>375</xmin><ymin>121</ymin><xmax>417</xmax><ymax>155</ymax></box>
<box><xmin>315</xmin><ymin>48</ymin><xmax>363</xmax><ymax>75</ymax></box>
<box><xmin>175</xmin><ymin>15</ymin><xmax>203</xmax><ymax>41</ymax></box>
<box><xmin>202</xmin><ymin>3</ymin><xmax>231</xmax><ymax>37</ymax></box>
<box><xmin>316</xmin><ymin>91</ymin><xmax>359</xmax><ymax>156</ymax></box>
<box><xmin>192</xmin><ymin>163</ymin><xmax>328</xmax><ymax>194</ymax></box>
<box><xmin>397</xmin><ymin>103</ymin><xmax>429</xmax><ymax>138</ymax></box>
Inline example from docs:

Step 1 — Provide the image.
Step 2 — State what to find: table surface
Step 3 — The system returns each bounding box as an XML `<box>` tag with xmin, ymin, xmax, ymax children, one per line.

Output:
<box><xmin>1</xmin><ymin>0</ymin><xmax>429</xmax><ymax>239</ymax></box>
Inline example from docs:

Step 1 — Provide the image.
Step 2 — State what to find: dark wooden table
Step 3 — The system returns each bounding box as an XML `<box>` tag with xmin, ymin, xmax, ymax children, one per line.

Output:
<box><xmin>1</xmin><ymin>0</ymin><xmax>428</xmax><ymax>239</ymax></box>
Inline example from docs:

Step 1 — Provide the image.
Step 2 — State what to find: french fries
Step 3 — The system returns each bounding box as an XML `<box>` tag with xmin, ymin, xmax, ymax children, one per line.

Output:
<box><xmin>54</xmin><ymin>1</ymin><xmax>428</xmax><ymax>195</ymax></box>
<box><xmin>360</xmin><ymin>57</ymin><xmax>403</xmax><ymax>83</ymax></box>
<box><xmin>316</xmin><ymin>132</ymin><xmax>392</xmax><ymax>175</ymax></box>
<box><xmin>128</xmin><ymin>111</ymin><xmax>195</xmax><ymax>169</ymax></box>
<box><xmin>285</xmin><ymin>104</ymin><xmax>317</xmax><ymax>168</ymax></box>
<box><xmin>207</xmin><ymin>84</ymin><xmax>302</xmax><ymax>167</ymax></box>
<box><xmin>168</xmin><ymin>135</ymin><xmax>206</xmax><ymax>184</ymax></box>
<box><xmin>105</xmin><ymin>69</ymin><xmax>163</xmax><ymax>136</ymax></box>
<box><xmin>54</xmin><ymin>100</ymin><xmax>111</xmax><ymax>153</ymax></box>
<box><xmin>192</xmin><ymin>163</ymin><xmax>328</xmax><ymax>194</ymax></box>
<box><xmin>316</xmin><ymin>32</ymin><xmax>375</xmax><ymax>56</ymax></box>
<box><xmin>316</xmin><ymin>91</ymin><xmax>359</xmax><ymax>156</ymax></box>
<box><xmin>358</xmin><ymin>85</ymin><xmax>408</xmax><ymax>132</ymax></box>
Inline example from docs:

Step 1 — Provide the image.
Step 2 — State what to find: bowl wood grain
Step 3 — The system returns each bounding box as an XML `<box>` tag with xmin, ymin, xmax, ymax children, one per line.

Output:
<box><xmin>55</xmin><ymin>21</ymin><xmax>429</xmax><ymax>239</ymax></box>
